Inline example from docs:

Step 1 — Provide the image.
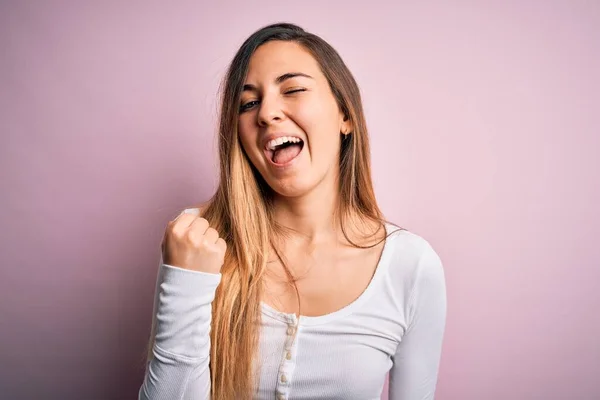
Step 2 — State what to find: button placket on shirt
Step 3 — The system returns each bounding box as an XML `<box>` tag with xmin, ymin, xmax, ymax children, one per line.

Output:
<box><xmin>276</xmin><ymin>314</ymin><xmax>299</xmax><ymax>400</ymax></box>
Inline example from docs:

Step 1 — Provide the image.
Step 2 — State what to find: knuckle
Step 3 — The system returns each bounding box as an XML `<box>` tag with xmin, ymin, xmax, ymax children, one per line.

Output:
<box><xmin>171</xmin><ymin>227</ymin><xmax>186</xmax><ymax>240</ymax></box>
<box><xmin>191</xmin><ymin>218</ymin><xmax>208</xmax><ymax>231</ymax></box>
<box><xmin>186</xmin><ymin>230</ymin><xmax>203</xmax><ymax>246</ymax></box>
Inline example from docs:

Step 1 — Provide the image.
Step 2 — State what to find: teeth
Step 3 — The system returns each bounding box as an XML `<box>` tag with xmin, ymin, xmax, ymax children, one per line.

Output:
<box><xmin>266</xmin><ymin>136</ymin><xmax>301</xmax><ymax>150</ymax></box>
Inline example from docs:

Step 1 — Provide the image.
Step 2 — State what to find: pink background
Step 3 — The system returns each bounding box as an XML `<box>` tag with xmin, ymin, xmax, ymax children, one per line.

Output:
<box><xmin>1</xmin><ymin>1</ymin><xmax>599</xmax><ymax>399</ymax></box>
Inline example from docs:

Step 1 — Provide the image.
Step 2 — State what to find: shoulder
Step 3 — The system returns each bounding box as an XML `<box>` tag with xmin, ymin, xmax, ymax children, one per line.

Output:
<box><xmin>384</xmin><ymin>224</ymin><xmax>443</xmax><ymax>268</ymax></box>
<box><xmin>382</xmin><ymin>223</ymin><xmax>445</xmax><ymax>299</ymax></box>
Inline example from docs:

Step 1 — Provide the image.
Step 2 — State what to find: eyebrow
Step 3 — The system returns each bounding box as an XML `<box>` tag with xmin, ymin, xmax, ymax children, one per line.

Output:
<box><xmin>242</xmin><ymin>72</ymin><xmax>313</xmax><ymax>92</ymax></box>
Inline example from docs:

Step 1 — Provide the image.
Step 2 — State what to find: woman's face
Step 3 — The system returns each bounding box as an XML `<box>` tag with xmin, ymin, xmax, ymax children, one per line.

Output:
<box><xmin>238</xmin><ymin>40</ymin><xmax>351</xmax><ymax>198</ymax></box>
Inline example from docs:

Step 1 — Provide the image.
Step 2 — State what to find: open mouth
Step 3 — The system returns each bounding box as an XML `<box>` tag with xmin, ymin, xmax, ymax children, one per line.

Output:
<box><xmin>265</xmin><ymin>136</ymin><xmax>305</xmax><ymax>165</ymax></box>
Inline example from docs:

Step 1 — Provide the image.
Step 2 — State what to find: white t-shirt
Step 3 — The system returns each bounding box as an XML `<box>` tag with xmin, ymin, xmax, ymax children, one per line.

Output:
<box><xmin>139</xmin><ymin>211</ymin><xmax>447</xmax><ymax>400</ymax></box>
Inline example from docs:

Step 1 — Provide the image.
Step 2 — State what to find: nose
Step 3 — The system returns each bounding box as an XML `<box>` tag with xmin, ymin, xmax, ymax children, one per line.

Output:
<box><xmin>257</xmin><ymin>93</ymin><xmax>284</xmax><ymax>127</ymax></box>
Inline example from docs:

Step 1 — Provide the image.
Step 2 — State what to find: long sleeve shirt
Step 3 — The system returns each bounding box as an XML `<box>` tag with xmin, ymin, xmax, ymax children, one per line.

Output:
<box><xmin>139</xmin><ymin>212</ymin><xmax>447</xmax><ymax>400</ymax></box>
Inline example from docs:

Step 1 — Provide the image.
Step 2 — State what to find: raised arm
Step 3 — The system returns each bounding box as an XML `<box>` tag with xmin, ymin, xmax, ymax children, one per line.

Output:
<box><xmin>139</xmin><ymin>207</ymin><xmax>225</xmax><ymax>399</ymax></box>
<box><xmin>138</xmin><ymin>260</ymin><xmax>221</xmax><ymax>400</ymax></box>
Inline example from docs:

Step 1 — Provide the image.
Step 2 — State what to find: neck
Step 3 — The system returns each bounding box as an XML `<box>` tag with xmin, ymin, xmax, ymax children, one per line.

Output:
<box><xmin>272</xmin><ymin>179</ymin><xmax>340</xmax><ymax>246</ymax></box>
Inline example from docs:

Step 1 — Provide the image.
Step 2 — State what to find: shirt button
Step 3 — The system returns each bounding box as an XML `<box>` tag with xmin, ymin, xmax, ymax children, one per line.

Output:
<box><xmin>281</xmin><ymin>374</ymin><xmax>287</xmax><ymax>383</ymax></box>
<box><xmin>286</xmin><ymin>351</ymin><xmax>292</xmax><ymax>360</ymax></box>
<box><xmin>287</xmin><ymin>326</ymin><xmax>295</xmax><ymax>335</ymax></box>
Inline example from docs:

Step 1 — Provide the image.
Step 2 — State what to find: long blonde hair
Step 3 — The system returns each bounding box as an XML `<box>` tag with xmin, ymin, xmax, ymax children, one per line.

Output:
<box><xmin>148</xmin><ymin>22</ymin><xmax>398</xmax><ymax>399</ymax></box>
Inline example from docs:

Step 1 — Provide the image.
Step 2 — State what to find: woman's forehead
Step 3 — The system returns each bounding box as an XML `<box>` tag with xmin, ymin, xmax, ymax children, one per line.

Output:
<box><xmin>245</xmin><ymin>41</ymin><xmax>322</xmax><ymax>83</ymax></box>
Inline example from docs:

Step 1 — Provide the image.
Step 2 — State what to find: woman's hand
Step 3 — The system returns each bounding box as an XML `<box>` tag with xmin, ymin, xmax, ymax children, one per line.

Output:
<box><xmin>161</xmin><ymin>208</ymin><xmax>227</xmax><ymax>274</ymax></box>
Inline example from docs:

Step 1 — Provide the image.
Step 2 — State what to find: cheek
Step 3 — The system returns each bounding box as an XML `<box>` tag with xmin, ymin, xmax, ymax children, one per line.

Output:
<box><xmin>296</xmin><ymin>100</ymin><xmax>341</xmax><ymax>151</ymax></box>
<box><xmin>237</xmin><ymin>118</ymin><xmax>258</xmax><ymax>152</ymax></box>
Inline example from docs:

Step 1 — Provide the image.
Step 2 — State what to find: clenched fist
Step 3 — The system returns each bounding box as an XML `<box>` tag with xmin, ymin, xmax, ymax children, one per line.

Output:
<box><xmin>161</xmin><ymin>208</ymin><xmax>227</xmax><ymax>274</ymax></box>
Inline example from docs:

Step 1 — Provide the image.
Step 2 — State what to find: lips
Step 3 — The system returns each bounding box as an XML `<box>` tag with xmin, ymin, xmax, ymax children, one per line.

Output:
<box><xmin>262</xmin><ymin>134</ymin><xmax>304</xmax><ymax>151</ymax></box>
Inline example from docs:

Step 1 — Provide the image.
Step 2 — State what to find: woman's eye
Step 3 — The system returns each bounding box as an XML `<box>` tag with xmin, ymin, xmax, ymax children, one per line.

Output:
<box><xmin>285</xmin><ymin>88</ymin><xmax>306</xmax><ymax>95</ymax></box>
<box><xmin>239</xmin><ymin>89</ymin><xmax>305</xmax><ymax>113</ymax></box>
<box><xmin>240</xmin><ymin>100</ymin><xmax>259</xmax><ymax>112</ymax></box>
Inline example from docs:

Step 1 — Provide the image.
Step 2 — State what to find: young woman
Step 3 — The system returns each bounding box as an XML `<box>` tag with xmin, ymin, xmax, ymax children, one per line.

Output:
<box><xmin>139</xmin><ymin>23</ymin><xmax>447</xmax><ymax>400</ymax></box>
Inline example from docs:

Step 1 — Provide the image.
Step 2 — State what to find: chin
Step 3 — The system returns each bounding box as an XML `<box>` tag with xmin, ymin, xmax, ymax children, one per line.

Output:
<box><xmin>265</xmin><ymin>175</ymin><xmax>317</xmax><ymax>199</ymax></box>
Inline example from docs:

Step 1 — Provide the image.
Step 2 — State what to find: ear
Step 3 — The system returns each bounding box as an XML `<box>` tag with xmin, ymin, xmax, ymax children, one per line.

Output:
<box><xmin>340</xmin><ymin>113</ymin><xmax>353</xmax><ymax>136</ymax></box>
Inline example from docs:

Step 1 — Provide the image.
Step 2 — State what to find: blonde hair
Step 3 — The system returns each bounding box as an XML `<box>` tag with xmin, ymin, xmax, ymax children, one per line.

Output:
<box><xmin>146</xmin><ymin>22</ymin><xmax>398</xmax><ymax>399</ymax></box>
